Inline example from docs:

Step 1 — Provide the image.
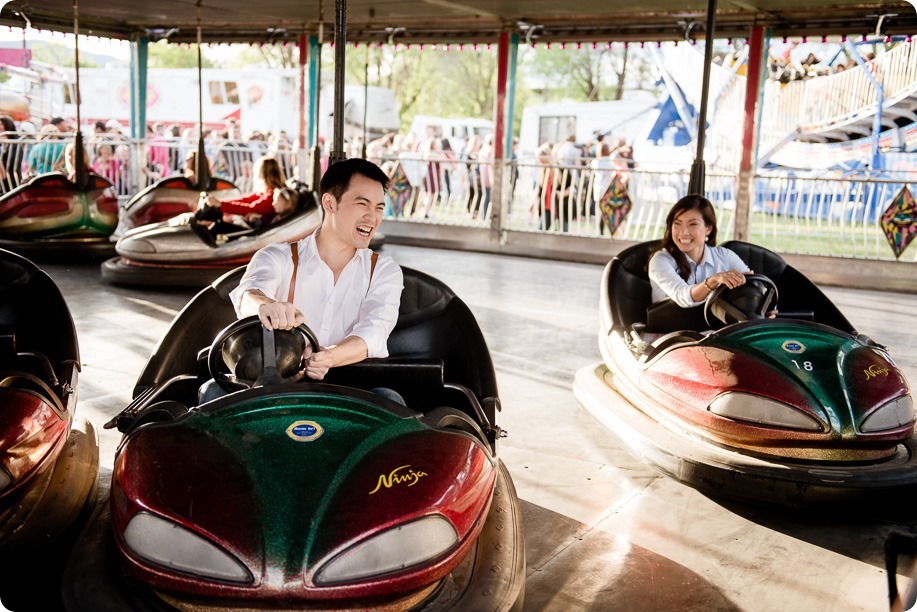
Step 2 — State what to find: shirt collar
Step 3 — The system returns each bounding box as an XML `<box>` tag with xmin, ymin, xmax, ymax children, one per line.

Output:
<box><xmin>697</xmin><ymin>243</ymin><xmax>714</xmax><ymax>268</ymax></box>
<box><xmin>302</xmin><ymin>228</ymin><xmax>372</xmax><ymax>268</ymax></box>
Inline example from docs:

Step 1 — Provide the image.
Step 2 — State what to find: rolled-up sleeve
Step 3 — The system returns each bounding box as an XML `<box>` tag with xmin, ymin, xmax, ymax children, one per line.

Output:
<box><xmin>648</xmin><ymin>250</ymin><xmax>703</xmax><ymax>308</ymax></box>
<box><xmin>348</xmin><ymin>257</ymin><xmax>404</xmax><ymax>358</ymax></box>
<box><xmin>229</xmin><ymin>243</ymin><xmax>291</xmax><ymax>316</ymax></box>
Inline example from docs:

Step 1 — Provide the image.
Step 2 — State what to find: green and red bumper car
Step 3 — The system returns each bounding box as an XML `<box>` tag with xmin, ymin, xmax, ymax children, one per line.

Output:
<box><xmin>0</xmin><ymin>173</ymin><xmax>118</xmax><ymax>258</ymax></box>
<box><xmin>574</xmin><ymin>240</ymin><xmax>916</xmax><ymax>507</ymax></box>
<box><xmin>64</xmin><ymin>266</ymin><xmax>524</xmax><ymax>610</ymax></box>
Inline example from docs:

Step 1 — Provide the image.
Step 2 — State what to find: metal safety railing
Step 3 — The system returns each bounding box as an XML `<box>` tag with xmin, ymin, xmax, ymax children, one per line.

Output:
<box><xmin>0</xmin><ymin>133</ymin><xmax>301</xmax><ymax>198</ymax></box>
<box><xmin>750</xmin><ymin>171</ymin><xmax>917</xmax><ymax>260</ymax></box>
<box><xmin>761</xmin><ymin>39</ymin><xmax>917</xmax><ymax>144</ymax></box>
<box><xmin>3</xmin><ymin>132</ymin><xmax>915</xmax><ymax>263</ymax></box>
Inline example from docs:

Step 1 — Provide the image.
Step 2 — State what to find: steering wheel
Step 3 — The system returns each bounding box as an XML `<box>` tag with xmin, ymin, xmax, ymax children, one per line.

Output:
<box><xmin>704</xmin><ymin>273</ymin><xmax>778</xmax><ymax>330</ymax></box>
<box><xmin>207</xmin><ymin>315</ymin><xmax>320</xmax><ymax>392</ymax></box>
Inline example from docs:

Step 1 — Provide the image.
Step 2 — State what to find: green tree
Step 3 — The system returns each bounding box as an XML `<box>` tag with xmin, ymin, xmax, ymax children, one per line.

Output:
<box><xmin>31</xmin><ymin>41</ymin><xmax>98</xmax><ymax>67</ymax></box>
<box><xmin>147</xmin><ymin>41</ymin><xmax>218</xmax><ymax>69</ymax></box>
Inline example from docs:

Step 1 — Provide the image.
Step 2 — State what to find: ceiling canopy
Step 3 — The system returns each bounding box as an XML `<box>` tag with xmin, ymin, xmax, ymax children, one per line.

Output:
<box><xmin>1</xmin><ymin>0</ymin><xmax>914</xmax><ymax>44</ymax></box>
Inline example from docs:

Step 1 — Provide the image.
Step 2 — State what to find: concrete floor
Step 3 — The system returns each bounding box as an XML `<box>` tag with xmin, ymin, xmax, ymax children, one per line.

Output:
<box><xmin>6</xmin><ymin>244</ymin><xmax>917</xmax><ymax>611</ymax></box>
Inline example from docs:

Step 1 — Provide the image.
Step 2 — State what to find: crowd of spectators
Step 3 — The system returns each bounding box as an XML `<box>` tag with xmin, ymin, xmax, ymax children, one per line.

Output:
<box><xmin>2</xmin><ymin>112</ymin><xmax>639</xmax><ymax>234</ymax></box>
<box><xmin>768</xmin><ymin>43</ymin><xmax>876</xmax><ymax>83</ymax></box>
<box><xmin>0</xmin><ymin>115</ymin><xmax>298</xmax><ymax>197</ymax></box>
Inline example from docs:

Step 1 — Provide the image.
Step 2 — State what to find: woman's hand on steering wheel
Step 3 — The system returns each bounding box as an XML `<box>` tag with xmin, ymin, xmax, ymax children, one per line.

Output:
<box><xmin>707</xmin><ymin>269</ymin><xmax>750</xmax><ymax>291</ymax></box>
<box><xmin>257</xmin><ymin>301</ymin><xmax>306</xmax><ymax>330</ymax></box>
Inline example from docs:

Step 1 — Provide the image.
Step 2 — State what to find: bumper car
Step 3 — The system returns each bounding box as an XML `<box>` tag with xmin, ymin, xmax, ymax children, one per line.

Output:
<box><xmin>63</xmin><ymin>265</ymin><xmax>524</xmax><ymax>610</ymax></box>
<box><xmin>0</xmin><ymin>172</ymin><xmax>118</xmax><ymax>259</ymax></box>
<box><xmin>112</xmin><ymin>175</ymin><xmax>241</xmax><ymax>238</ymax></box>
<box><xmin>0</xmin><ymin>248</ymin><xmax>99</xmax><ymax>554</ymax></box>
<box><xmin>574</xmin><ymin>239</ymin><xmax>916</xmax><ymax>507</ymax></box>
<box><xmin>102</xmin><ymin>182</ymin><xmax>386</xmax><ymax>289</ymax></box>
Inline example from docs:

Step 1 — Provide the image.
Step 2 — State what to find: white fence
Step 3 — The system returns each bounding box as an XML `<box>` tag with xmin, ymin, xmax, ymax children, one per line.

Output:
<box><xmin>2</xmin><ymin>134</ymin><xmax>915</xmax><ymax>263</ymax></box>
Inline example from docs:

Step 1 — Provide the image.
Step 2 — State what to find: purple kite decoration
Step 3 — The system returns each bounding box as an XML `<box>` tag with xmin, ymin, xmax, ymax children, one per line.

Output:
<box><xmin>880</xmin><ymin>185</ymin><xmax>917</xmax><ymax>260</ymax></box>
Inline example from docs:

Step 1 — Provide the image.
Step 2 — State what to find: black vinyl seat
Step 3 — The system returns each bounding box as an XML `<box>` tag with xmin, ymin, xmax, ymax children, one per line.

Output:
<box><xmin>133</xmin><ymin>264</ymin><xmax>499</xmax><ymax>423</ymax></box>
<box><xmin>603</xmin><ymin>240</ymin><xmax>855</xmax><ymax>343</ymax></box>
<box><xmin>0</xmin><ymin>249</ymin><xmax>79</xmax><ymax>407</ymax></box>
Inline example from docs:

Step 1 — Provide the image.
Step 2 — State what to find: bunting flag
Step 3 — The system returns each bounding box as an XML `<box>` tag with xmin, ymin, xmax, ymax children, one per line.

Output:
<box><xmin>880</xmin><ymin>185</ymin><xmax>917</xmax><ymax>260</ymax></box>
<box><xmin>387</xmin><ymin>162</ymin><xmax>412</xmax><ymax>217</ymax></box>
<box><xmin>598</xmin><ymin>174</ymin><xmax>632</xmax><ymax>236</ymax></box>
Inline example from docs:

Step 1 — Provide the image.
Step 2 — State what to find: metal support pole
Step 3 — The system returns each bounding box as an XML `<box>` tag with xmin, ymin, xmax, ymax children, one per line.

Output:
<box><xmin>72</xmin><ymin>0</ymin><xmax>88</xmax><ymax>190</ymax></box>
<box><xmin>329</xmin><ymin>0</ymin><xmax>347</xmax><ymax>166</ymax></box>
<box><xmin>297</xmin><ymin>31</ymin><xmax>308</xmax><ymax>181</ymax></box>
<box><xmin>492</xmin><ymin>30</ymin><xmax>510</xmax><ymax>235</ymax></box>
<box><xmin>309</xmin><ymin>33</ymin><xmax>322</xmax><ymax>190</ymax></box>
<box><xmin>195</xmin><ymin>18</ymin><xmax>210</xmax><ymax>189</ymax></box>
<box><xmin>129</xmin><ymin>36</ymin><xmax>148</xmax><ymax>141</ymax></box>
<box><xmin>504</xmin><ymin>33</ymin><xmax>519</xmax><ymax>159</ymax></box>
<box><xmin>734</xmin><ymin>25</ymin><xmax>764</xmax><ymax>242</ymax></box>
<box><xmin>688</xmin><ymin>0</ymin><xmax>718</xmax><ymax>196</ymax></box>
<box><xmin>845</xmin><ymin>40</ymin><xmax>885</xmax><ymax>171</ymax></box>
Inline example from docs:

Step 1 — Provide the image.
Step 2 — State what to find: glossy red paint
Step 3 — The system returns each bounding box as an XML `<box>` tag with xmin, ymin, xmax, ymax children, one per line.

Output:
<box><xmin>135</xmin><ymin>202</ymin><xmax>194</xmax><ymax>226</ymax></box>
<box><xmin>16</xmin><ymin>200</ymin><xmax>71</xmax><ymax>217</ymax></box>
<box><xmin>844</xmin><ymin>347</ymin><xmax>911</xmax><ymax>431</ymax></box>
<box><xmin>304</xmin><ymin>430</ymin><xmax>496</xmax><ymax>598</ymax></box>
<box><xmin>111</xmin><ymin>427</ymin><xmax>496</xmax><ymax>604</ymax></box>
<box><xmin>111</xmin><ymin>425</ymin><xmax>263</xmax><ymax>588</ymax></box>
<box><xmin>95</xmin><ymin>194</ymin><xmax>120</xmax><ymax>216</ymax></box>
<box><xmin>0</xmin><ymin>389</ymin><xmax>68</xmax><ymax>501</ymax></box>
<box><xmin>623</xmin><ymin>340</ymin><xmax>912</xmax><ymax>458</ymax></box>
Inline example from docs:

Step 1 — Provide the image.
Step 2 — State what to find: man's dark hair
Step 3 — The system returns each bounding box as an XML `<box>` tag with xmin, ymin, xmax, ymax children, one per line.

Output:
<box><xmin>320</xmin><ymin>158</ymin><xmax>389</xmax><ymax>201</ymax></box>
<box><xmin>50</xmin><ymin>117</ymin><xmax>65</xmax><ymax>126</ymax></box>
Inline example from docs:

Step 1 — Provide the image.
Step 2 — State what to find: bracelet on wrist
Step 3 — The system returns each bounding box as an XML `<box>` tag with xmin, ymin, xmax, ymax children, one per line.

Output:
<box><xmin>704</xmin><ymin>278</ymin><xmax>716</xmax><ymax>291</ymax></box>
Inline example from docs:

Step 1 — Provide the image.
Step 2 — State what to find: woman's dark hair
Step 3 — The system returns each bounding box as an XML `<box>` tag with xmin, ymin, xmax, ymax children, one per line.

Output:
<box><xmin>0</xmin><ymin>115</ymin><xmax>16</xmax><ymax>133</ymax></box>
<box><xmin>654</xmin><ymin>194</ymin><xmax>718</xmax><ymax>280</ymax></box>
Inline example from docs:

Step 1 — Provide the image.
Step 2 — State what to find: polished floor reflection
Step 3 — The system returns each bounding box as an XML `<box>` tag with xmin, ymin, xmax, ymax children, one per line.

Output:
<box><xmin>7</xmin><ymin>244</ymin><xmax>917</xmax><ymax>611</ymax></box>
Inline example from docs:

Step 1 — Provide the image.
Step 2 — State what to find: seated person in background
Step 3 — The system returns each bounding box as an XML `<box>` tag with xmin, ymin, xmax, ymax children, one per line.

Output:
<box><xmin>63</xmin><ymin>142</ymin><xmax>91</xmax><ymax>182</ymax></box>
<box><xmin>182</xmin><ymin>150</ymin><xmax>201</xmax><ymax>182</ymax></box>
<box><xmin>195</xmin><ymin>156</ymin><xmax>293</xmax><ymax>230</ymax></box>
<box><xmin>228</xmin><ymin>158</ymin><xmax>403</xmax><ymax>383</ymax></box>
<box><xmin>648</xmin><ymin>195</ymin><xmax>751</xmax><ymax>308</ymax></box>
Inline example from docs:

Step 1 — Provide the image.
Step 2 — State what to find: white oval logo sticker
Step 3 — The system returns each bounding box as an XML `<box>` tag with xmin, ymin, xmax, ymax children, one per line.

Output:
<box><xmin>286</xmin><ymin>420</ymin><xmax>324</xmax><ymax>442</ymax></box>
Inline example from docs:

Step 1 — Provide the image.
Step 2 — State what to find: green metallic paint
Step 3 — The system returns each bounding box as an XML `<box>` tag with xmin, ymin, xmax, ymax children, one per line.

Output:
<box><xmin>717</xmin><ymin>323</ymin><xmax>898</xmax><ymax>438</ymax></box>
<box><xmin>182</xmin><ymin>393</ymin><xmax>425</xmax><ymax>573</ymax></box>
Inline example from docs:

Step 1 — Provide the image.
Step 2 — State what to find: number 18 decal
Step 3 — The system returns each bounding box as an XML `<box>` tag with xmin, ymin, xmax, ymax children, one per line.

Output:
<box><xmin>791</xmin><ymin>359</ymin><xmax>814</xmax><ymax>371</ymax></box>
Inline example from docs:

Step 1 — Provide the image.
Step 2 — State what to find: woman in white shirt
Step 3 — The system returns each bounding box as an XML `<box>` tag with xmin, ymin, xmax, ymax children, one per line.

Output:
<box><xmin>648</xmin><ymin>195</ymin><xmax>751</xmax><ymax>308</ymax></box>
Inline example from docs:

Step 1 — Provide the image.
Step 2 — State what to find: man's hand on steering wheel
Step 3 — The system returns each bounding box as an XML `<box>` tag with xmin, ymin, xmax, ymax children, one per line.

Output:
<box><xmin>257</xmin><ymin>301</ymin><xmax>306</xmax><ymax>330</ymax></box>
<box><xmin>304</xmin><ymin>348</ymin><xmax>333</xmax><ymax>380</ymax></box>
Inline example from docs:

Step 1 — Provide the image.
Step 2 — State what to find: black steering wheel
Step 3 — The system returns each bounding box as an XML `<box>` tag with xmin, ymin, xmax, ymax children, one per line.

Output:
<box><xmin>704</xmin><ymin>273</ymin><xmax>778</xmax><ymax>330</ymax></box>
<box><xmin>208</xmin><ymin>315</ymin><xmax>320</xmax><ymax>392</ymax></box>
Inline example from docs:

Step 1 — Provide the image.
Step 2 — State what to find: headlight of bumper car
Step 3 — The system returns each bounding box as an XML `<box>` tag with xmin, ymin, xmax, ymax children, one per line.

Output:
<box><xmin>314</xmin><ymin>515</ymin><xmax>458</xmax><ymax>585</ymax></box>
<box><xmin>123</xmin><ymin>512</ymin><xmax>252</xmax><ymax>583</ymax></box>
<box><xmin>708</xmin><ymin>392</ymin><xmax>824</xmax><ymax>431</ymax></box>
<box><xmin>860</xmin><ymin>395</ymin><xmax>915</xmax><ymax>433</ymax></box>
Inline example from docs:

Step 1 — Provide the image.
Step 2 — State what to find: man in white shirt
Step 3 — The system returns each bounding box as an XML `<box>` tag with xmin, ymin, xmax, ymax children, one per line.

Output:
<box><xmin>229</xmin><ymin>158</ymin><xmax>403</xmax><ymax>381</ymax></box>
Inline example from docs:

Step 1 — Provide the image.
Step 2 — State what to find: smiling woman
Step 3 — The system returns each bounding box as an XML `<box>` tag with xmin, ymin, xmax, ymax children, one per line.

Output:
<box><xmin>648</xmin><ymin>194</ymin><xmax>752</xmax><ymax>309</ymax></box>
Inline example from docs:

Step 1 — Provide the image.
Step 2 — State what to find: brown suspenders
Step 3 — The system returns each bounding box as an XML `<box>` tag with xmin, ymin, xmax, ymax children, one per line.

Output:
<box><xmin>287</xmin><ymin>242</ymin><xmax>378</xmax><ymax>304</ymax></box>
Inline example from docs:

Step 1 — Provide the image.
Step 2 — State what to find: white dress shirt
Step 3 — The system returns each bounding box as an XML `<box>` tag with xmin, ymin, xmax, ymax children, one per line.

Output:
<box><xmin>229</xmin><ymin>232</ymin><xmax>404</xmax><ymax>357</ymax></box>
<box><xmin>648</xmin><ymin>244</ymin><xmax>751</xmax><ymax>307</ymax></box>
